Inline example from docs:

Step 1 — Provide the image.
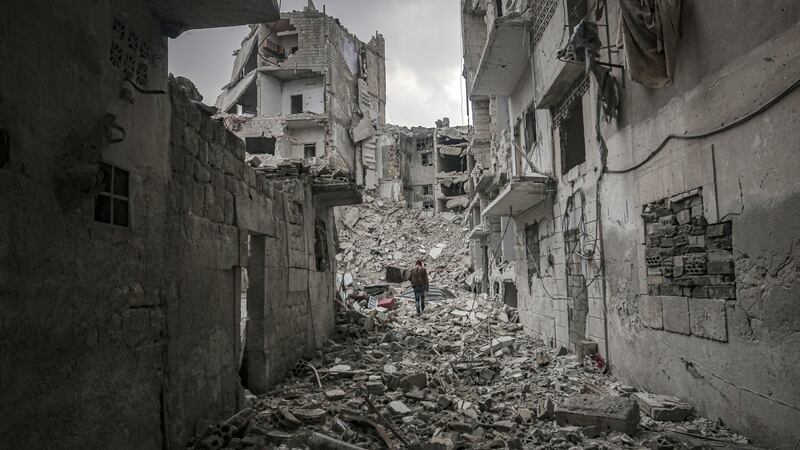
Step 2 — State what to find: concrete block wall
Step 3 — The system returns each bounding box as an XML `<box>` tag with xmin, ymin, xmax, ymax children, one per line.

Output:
<box><xmin>169</xmin><ymin>82</ymin><xmax>338</xmax><ymax>441</ymax></box>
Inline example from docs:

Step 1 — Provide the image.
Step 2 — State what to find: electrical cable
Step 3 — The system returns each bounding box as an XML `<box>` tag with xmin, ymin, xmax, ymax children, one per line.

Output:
<box><xmin>607</xmin><ymin>76</ymin><xmax>800</xmax><ymax>174</ymax></box>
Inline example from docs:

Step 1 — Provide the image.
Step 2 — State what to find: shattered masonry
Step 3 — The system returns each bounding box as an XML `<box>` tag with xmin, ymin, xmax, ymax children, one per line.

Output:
<box><xmin>460</xmin><ymin>0</ymin><xmax>800</xmax><ymax>446</ymax></box>
<box><xmin>215</xmin><ymin>3</ymin><xmax>386</xmax><ymax>189</ymax></box>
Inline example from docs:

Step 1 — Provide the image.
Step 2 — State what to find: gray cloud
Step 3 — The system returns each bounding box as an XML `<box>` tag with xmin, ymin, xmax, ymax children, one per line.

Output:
<box><xmin>168</xmin><ymin>0</ymin><xmax>466</xmax><ymax>127</ymax></box>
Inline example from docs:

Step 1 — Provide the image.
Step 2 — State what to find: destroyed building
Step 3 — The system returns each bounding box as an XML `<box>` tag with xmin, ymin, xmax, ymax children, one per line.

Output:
<box><xmin>374</xmin><ymin>125</ymin><xmax>437</xmax><ymax>208</ymax></box>
<box><xmin>461</xmin><ymin>0</ymin><xmax>800</xmax><ymax>446</ymax></box>
<box><xmin>215</xmin><ymin>2</ymin><xmax>387</xmax><ymax>189</ymax></box>
<box><xmin>434</xmin><ymin>118</ymin><xmax>473</xmax><ymax>214</ymax></box>
<box><xmin>0</xmin><ymin>0</ymin><xmax>362</xmax><ymax>447</ymax></box>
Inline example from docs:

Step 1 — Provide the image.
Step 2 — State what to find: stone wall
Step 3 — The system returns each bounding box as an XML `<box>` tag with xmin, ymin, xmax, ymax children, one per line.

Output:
<box><xmin>0</xmin><ymin>1</ymin><xmax>339</xmax><ymax>445</ymax></box>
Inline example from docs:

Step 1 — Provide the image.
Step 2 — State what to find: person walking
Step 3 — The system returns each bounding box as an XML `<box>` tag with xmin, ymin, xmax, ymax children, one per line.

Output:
<box><xmin>409</xmin><ymin>260</ymin><xmax>429</xmax><ymax>315</ymax></box>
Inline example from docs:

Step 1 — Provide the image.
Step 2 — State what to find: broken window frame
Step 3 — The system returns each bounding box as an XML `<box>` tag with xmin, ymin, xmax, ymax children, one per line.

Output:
<box><xmin>420</xmin><ymin>153</ymin><xmax>432</xmax><ymax>166</ymax></box>
<box><xmin>525</xmin><ymin>222</ymin><xmax>541</xmax><ymax>282</ymax></box>
<box><xmin>421</xmin><ymin>184</ymin><xmax>432</xmax><ymax>196</ymax></box>
<box><xmin>94</xmin><ymin>162</ymin><xmax>130</xmax><ymax>228</ymax></box>
<box><xmin>524</xmin><ymin>107</ymin><xmax>537</xmax><ymax>154</ymax></box>
<box><xmin>304</xmin><ymin>143</ymin><xmax>316</xmax><ymax>159</ymax></box>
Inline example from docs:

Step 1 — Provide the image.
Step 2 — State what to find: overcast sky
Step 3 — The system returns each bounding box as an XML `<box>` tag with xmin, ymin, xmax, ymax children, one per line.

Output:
<box><xmin>168</xmin><ymin>0</ymin><xmax>466</xmax><ymax>127</ymax></box>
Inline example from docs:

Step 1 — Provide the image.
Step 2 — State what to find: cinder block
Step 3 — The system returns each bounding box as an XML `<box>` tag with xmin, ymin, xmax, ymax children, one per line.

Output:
<box><xmin>675</xmin><ymin>210</ymin><xmax>691</xmax><ymax>225</ymax></box>
<box><xmin>707</xmin><ymin>260</ymin><xmax>734</xmax><ymax>275</ymax></box>
<box><xmin>706</xmin><ymin>222</ymin><xmax>732</xmax><ymax>238</ymax></box>
<box><xmin>554</xmin><ymin>395</ymin><xmax>639</xmax><ymax>435</ymax></box>
<box><xmin>640</xmin><ymin>296</ymin><xmax>663</xmax><ymax>329</ymax></box>
<box><xmin>661</xmin><ymin>296</ymin><xmax>690</xmax><ymax>335</ymax></box>
<box><xmin>689</xmin><ymin>298</ymin><xmax>728</xmax><ymax>342</ymax></box>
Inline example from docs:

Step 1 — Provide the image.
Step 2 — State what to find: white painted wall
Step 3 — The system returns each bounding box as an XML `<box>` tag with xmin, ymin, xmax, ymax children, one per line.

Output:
<box><xmin>282</xmin><ymin>77</ymin><xmax>324</xmax><ymax>114</ymax></box>
<box><xmin>258</xmin><ymin>73</ymin><xmax>283</xmax><ymax>116</ymax></box>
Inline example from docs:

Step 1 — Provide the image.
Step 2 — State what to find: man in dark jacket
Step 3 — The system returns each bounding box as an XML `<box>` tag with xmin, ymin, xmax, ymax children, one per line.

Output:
<box><xmin>409</xmin><ymin>260</ymin><xmax>429</xmax><ymax>315</ymax></box>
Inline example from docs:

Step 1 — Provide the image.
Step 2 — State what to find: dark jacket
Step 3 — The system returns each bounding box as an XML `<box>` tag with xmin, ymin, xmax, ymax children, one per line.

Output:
<box><xmin>409</xmin><ymin>266</ymin><xmax>429</xmax><ymax>287</ymax></box>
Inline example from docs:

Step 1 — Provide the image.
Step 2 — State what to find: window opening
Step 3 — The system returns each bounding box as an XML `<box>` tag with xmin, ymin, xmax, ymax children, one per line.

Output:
<box><xmin>495</xmin><ymin>0</ymin><xmax>504</xmax><ymax>17</ymax></box>
<box><xmin>525</xmin><ymin>109</ymin><xmax>537</xmax><ymax>153</ymax></box>
<box><xmin>421</xmin><ymin>153</ymin><xmax>431</xmax><ymax>166</ymax></box>
<box><xmin>421</xmin><ymin>185</ymin><xmax>432</xmax><ymax>196</ymax></box>
<box><xmin>503</xmin><ymin>281</ymin><xmax>518</xmax><ymax>308</ymax></box>
<box><xmin>95</xmin><ymin>162</ymin><xmax>130</xmax><ymax>227</ymax></box>
<box><xmin>560</xmin><ymin>98</ymin><xmax>586</xmax><ymax>174</ymax></box>
<box><xmin>525</xmin><ymin>222</ymin><xmax>541</xmax><ymax>283</ymax></box>
<box><xmin>304</xmin><ymin>143</ymin><xmax>316</xmax><ymax>159</ymax></box>
<box><xmin>246</xmin><ymin>137</ymin><xmax>275</xmax><ymax>155</ymax></box>
<box><xmin>290</xmin><ymin>94</ymin><xmax>303</xmax><ymax>114</ymax></box>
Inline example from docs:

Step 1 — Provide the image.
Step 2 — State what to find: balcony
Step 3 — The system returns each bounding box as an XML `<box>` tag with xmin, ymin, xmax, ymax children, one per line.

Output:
<box><xmin>152</xmin><ymin>0</ymin><xmax>280</xmax><ymax>37</ymax></box>
<box><xmin>470</xmin><ymin>17</ymin><xmax>531</xmax><ymax>98</ymax></box>
<box><xmin>482</xmin><ymin>174</ymin><xmax>551</xmax><ymax>217</ymax></box>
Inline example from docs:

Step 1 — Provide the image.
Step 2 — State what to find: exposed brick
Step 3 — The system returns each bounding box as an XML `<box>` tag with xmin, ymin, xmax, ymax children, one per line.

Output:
<box><xmin>706</xmin><ymin>222</ymin><xmax>732</xmax><ymax>238</ymax></box>
<box><xmin>676</xmin><ymin>209</ymin><xmax>691</xmax><ymax>225</ymax></box>
<box><xmin>706</xmin><ymin>286</ymin><xmax>736</xmax><ymax>299</ymax></box>
<box><xmin>707</xmin><ymin>260</ymin><xmax>734</xmax><ymax>275</ymax></box>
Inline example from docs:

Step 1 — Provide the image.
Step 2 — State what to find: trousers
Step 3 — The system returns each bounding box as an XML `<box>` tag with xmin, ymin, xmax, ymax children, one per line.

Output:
<box><xmin>413</xmin><ymin>285</ymin><xmax>426</xmax><ymax>313</ymax></box>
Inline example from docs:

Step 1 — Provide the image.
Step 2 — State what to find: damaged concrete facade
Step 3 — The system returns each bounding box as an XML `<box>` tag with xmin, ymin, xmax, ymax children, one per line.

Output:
<box><xmin>0</xmin><ymin>0</ymin><xmax>352</xmax><ymax>447</ymax></box>
<box><xmin>374</xmin><ymin>125</ymin><xmax>437</xmax><ymax>208</ymax></box>
<box><xmin>216</xmin><ymin>3</ymin><xmax>387</xmax><ymax>189</ymax></box>
<box><xmin>461</xmin><ymin>0</ymin><xmax>800</xmax><ymax>445</ymax></box>
<box><xmin>434</xmin><ymin>118</ymin><xmax>473</xmax><ymax>214</ymax></box>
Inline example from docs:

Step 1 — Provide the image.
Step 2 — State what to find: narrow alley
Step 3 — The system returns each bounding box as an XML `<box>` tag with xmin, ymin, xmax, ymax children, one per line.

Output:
<box><xmin>2</xmin><ymin>0</ymin><xmax>800</xmax><ymax>449</ymax></box>
<box><xmin>186</xmin><ymin>199</ymin><xmax>759</xmax><ymax>450</ymax></box>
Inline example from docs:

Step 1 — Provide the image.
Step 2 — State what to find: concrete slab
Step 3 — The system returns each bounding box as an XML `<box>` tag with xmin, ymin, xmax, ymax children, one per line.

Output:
<box><xmin>640</xmin><ymin>296</ymin><xmax>664</xmax><ymax>329</ymax></box>
<box><xmin>554</xmin><ymin>395</ymin><xmax>640</xmax><ymax>435</ymax></box>
<box><xmin>633</xmin><ymin>393</ymin><xmax>692</xmax><ymax>422</ymax></box>
<box><xmin>661</xmin><ymin>296</ymin><xmax>690</xmax><ymax>335</ymax></box>
<box><xmin>689</xmin><ymin>298</ymin><xmax>728</xmax><ymax>342</ymax></box>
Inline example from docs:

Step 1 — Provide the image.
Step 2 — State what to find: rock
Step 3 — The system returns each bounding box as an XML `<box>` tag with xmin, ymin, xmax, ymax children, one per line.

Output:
<box><xmin>364</xmin><ymin>315</ymin><xmax>375</xmax><ymax>332</ymax></box>
<box><xmin>493</xmin><ymin>420</ymin><xmax>516</xmax><ymax>432</ymax></box>
<box><xmin>429</xmin><ymin>244</ymin><xmax>446</xmax><ymax>260</ymax></box>
<box><xmin>479</xmin><ymin>336</ymin><xmax>515</xmax><ymax>355</ymax></box>
<box><xmin>329</xmin><ymin>364</ymin><xmax>352</xmax><ymax>373</ymax></box>
<box><xmin>400</xmin><ymin>372</ymin><xmax>427</xmax><ymax>390</ymax></box>
<box><xmin>538</xmin><ymin>398</ymin><xmax>555</xmax><ymax>420</ymax></box>
<box><xmin>365</xmin><ymin>381</ymin><xmax>385</xmax><ymax>395</ymax></box>
<box><xmin>437</xmin><ymin>396</ymin><xmax>453</xmax><ymax>410</ymax></box>
<box><xmin>387</xmin><ymin>400</ymin><xmax>412</xmax><ymax>416</ymax></box>
<box><xmin>633</xmin><ymin>392</ymin><xmax>692</xmax><ymax>422</ymax></box>
<box><xmin>429</xmin><ymin>432</ymin><xmax>456</xmax><ymax>449</ymax></box>
<box><xmin>535</xmin><ymin>350</ymin><xmax>552</xmax><ymax>366</ymax></box>
<box><xmin>554</xmin><ymin>395</ymin><xmax>640</xmax><ymax>435</ymax></box>
<box><xmin>516</xmin><ymin>408</ymin><xmax>535</xmax><ymax>424</ymax></box>
<box><xmin>324</xmin><ymin>389</ymin><xmax>346</xmax><ymax>401</ymax></box>
<box><xmin>405</xmin><ymin>388</ymin><xmax>425</xmax><ymax>401</ymax></box>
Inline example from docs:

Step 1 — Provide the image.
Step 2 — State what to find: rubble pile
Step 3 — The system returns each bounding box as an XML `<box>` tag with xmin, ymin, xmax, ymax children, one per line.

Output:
<box><xmin>186</xmin><ymin>295</ymin><xmax>759</xmax><ymax>450</ymax></box>
<box><xmin>335</xmin><ymin>195</ymin><xmax>472</xmax><ymax>290</ymax></box>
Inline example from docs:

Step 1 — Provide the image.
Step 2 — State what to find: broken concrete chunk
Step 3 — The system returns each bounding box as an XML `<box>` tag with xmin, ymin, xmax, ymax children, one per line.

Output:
<box><xmin>399</xmin><ymin>372</ymin><xmax>427</xmax><ymax>390</ymax></box>
<box><xmin>324</xmin><ymin>389</ymin><xmax>346</xmax><ymax>401</ymax></box>
<box><xmin>538</xmin><ymin>398</ymin><xmax>555</xmax><ymax>420</ymax></box>
<box><xmin>493</xmin><ymin>420</ymin><xmax>516</xmax><ymax>433</ymax></box>
<box><xmin>633</xmin><ymin>392</ymin><xmax>692</xmax><ymax>422</ymax></box>
<box><xmin>535</xmin><ymin>350</ymin><xmax>552</xmax><ymax>367</ymax></box>
<box><xmin>554</xmin><ymin>395</ymin><xmax>640</xmax><ymax>435</ymax></box>
<box><xmin>429</xmin><ymin>244</ymin><xmax>446</xmax><ymax>260</ymax></box>
<box><xmin>516</xmin><ymin>408</ymin><xmax>535</xmax><ymax>424</ymax></box>
<box><xmin>480</xmin><ymin>336</ymin><xmax>515</xmax><ymax>355</ymax></box>
<box><xmin>387</xmin><ymin>400</ymin><xmax>412</xmax><ymax>416</ymax></box>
